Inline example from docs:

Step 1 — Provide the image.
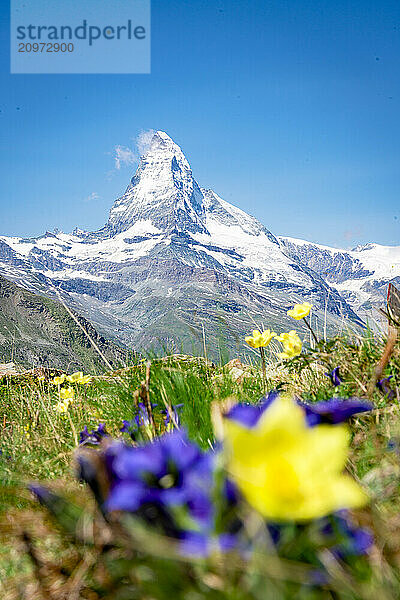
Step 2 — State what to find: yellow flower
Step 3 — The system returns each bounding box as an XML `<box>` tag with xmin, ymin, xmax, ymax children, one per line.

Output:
<box><xmin>60</xmin><ymin>387</ymin><xmax>75</xmax><ymax>400</ymax></box>
<box><xmin>245</xmin><ymin>329</ymin><xmax>276</xmax><ymax>349</ymax></box>
<box><xmin>66</xmin><ymin>371</ymin><xmax>83</xmax><ymax>383</ymax></box>
<box><xmin>287</xmin><ymin>302</ymin><xmax>312</xmax><ymax>320</ymax></box>
<box><xmin>52</xmin><ymin>374</ymin><xmax>66</xmax><ymax>385</ymax></box>
<box><xmin>224</xmin><ymin>395</ymin><xmax>367</xmax><ymax>521</ymax></box>
<box><xmin>66</xmin><ymin>372</ymin><xmax>92</xmax><ymax>385</ymax></box>
<box><xmin>276</xmin><ymin>330</ymin><xmax>302</xmax><ymax>359</ymax></box>
<box><xmin>25</xmin><ymin>423</ymin><xmax>34</xmax><ymax>439</ymax></box>
<box><xmin>55</xmin><ymin>400</ymin><xmax>70</xmax><ymax>414</ymax></box>
<box><xmin>37</xmin><ymin>375</ymin><xmax>45</xmax><ymax>382</ymax></box>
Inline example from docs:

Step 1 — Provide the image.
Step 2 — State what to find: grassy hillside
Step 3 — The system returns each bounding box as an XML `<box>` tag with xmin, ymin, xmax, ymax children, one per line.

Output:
<box><xmin>0</xmin><ymin>275</ymin><xmax>126</xmax><ymax>372</ymax></box>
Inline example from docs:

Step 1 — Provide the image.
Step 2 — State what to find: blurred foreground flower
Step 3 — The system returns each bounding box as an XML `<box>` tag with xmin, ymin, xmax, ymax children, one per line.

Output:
<box><xmin>76</xmin><ymin>430</ymin><xmax>243</xmax><ymax>556</ymax></box>
<box><xmin>227</xmin><ymin>393</ymin><xmax>372</xmax><ymax>429</ymax></box>
<box><xmin>104</xmin><ymin>431</ymin><xmax>212</xmax><ymax>519</ymax></box>
<box><xmin>224</xmin><ymin>395</ymin><xmax>367</xmax><ymax>521</ymax></box>
<box><xmin>245</xmin><ymin>329</ymin><xmax>276</xmax><ymax>348</ymax></box>
<box><xmin>276</xmin><ymin>330</ymin><xmax>302</xmax><ymax>359</ymax></box>
<box><xmin>298</xmin><ymin>397</ymin><xmax>373</xmax><ymax>426</ymax></box>
<box><xmin>319</xmin><ymin>511</ymin><xmax>373</xmax><ymax>560</ymax></box>
<box><xmin>287</xmin><ymin>302</ymin><xmax>312</xmax><ymax>320</ymax></box>
<box><xmin>79</xmin><ymin>423</ymin><xmax>108</xmax><ymax>445</ymax></box>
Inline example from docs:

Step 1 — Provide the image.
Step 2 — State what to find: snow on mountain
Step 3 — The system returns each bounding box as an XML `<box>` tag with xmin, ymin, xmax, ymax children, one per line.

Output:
<box><xmin>0</xmin><ymin>131</ymin><xmax>365</xmax><ymax>356</ymax></box>
<box><xmin>279</xmin><ymin>236</ymin><xmax>400</xmax><ymax>321</ymax></box>
<box><xmin>107</xmin><ymin>130</ymin><xmax>207</xmax><ymax>235</ymax></box>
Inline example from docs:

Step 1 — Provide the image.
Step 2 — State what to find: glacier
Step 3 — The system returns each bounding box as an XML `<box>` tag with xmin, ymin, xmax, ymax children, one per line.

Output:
<box><xmin>280</xmin><ymin>237</ymin><xmax>400</xmax><ymax>325</ymax></box>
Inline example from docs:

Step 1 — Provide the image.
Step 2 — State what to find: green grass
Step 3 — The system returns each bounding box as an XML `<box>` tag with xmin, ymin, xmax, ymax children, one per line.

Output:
<box><xmin>0</xmin><ymin>330</ymin><xmax>398</xmax><ymax>510</ymax></box>
<box><xmin>1</xmin><ymin>329</ymin><xmax>400</xmax><ymax>598</ymax></box>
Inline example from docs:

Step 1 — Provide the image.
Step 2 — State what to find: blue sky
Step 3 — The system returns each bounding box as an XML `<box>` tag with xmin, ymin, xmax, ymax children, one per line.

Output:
<box><xmin>0</xmin><ymin>0</ymin><xmax>399</xmax><ymax>247</ymax></box>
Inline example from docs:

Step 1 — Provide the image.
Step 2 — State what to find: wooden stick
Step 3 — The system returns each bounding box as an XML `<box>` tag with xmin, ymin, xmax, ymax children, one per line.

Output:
<box><xmin>368</xmin><ymin>325</ymin><xmax>397</xmax><ymax>399</ymax></box>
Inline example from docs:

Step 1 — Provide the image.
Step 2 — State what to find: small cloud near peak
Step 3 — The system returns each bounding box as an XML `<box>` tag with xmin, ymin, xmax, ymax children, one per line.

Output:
<box><xmin>84</xmin><ymin>192</ymin><xmax>100</xmax><ymax>202</ymax></box>
<box><xmin>114</xmin><ymin>145</ymin><xmax>137</xmax><ymax>170</ymax></box>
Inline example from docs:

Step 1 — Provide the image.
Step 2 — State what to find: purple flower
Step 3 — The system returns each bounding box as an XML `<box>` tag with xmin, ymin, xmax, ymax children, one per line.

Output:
<box><xmin>100</xmin><ymin>432</ymin><xmax>246</xmax><ymax>554</ymax></box>
<box><xmin>377</xmin><ymin>376</ymin><xmax>395</xmax><ymax>400</ymax></box>
<box><xmin>161</xmin><ymin>404</ymin><xmax>184</xmax><ymax>429</ymax></box>
<box><xmin>226</xmin><ymin>392</ymin><xmax>372</xmax><ymax>429</ymax></box>
<box><xmin>325</xmin><ymin>367</ymin><xmax>342</xmax><ymax>387</ymax></box>
<box><xmin>320</xmin><ymin>512</ymin><xmax>373</xmax><ymax>560</ymax></box>
<box><xmin>105</xmin><ymin>430</ymin><xmax>214</xmax><ymax>529</ymax></box>
<box><xmin>120</xmin><ymin>419</ymin><xmax>139</xmax><ymax>440</ymax></box>
<box><xmin>120</xmin><ymin>403</ymin><xmax>158</xmax><ymax>440</ymax></box>
<box><xmin>299</xmin><ymin>398</ymin><xmax>373</xmax><ymax>426</ymax></box>
<box><xmin>177</xmin><ymin>480</ymin><xmax>246</xmax><ymax>558</ymax></box>
<box><xmin>135</xmin><ymin>402</ymin><xmax>154</xmax><ymax>427</ymax></box>
<box><xmin>226</xmin><ymin>390</ymin><xmax>279</xmax><ymax>427</ymax></box>
<box><xmin>226</xmin><ymin>403</ymin><xmax>261</xmax><ymax>427</ymax></box>
<box><xmin>79</xmin><ymin>423</ymin><xmax>108</xmax><ymax>446</ymax></box>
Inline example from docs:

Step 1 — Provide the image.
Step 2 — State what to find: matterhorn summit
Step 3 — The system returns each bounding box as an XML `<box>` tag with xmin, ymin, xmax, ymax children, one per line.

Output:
<box><xmin>107</xmin><ymin>130</ymin><xmax>207</xmax><ymax>235</ymax></box>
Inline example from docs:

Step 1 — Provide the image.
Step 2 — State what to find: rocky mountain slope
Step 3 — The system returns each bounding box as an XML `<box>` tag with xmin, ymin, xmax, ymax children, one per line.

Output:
<box><xmin>0</xmin><ymin>275</ymin><xmax>125</xmax><ymax>371</ymax></box>
<box><xmin>0</xmin><ymin>131</ymin><xmax>376</xmax><ymax>358</ymax></box>
<box><xmin>280</xmin><ymin>237</ymin><xmax>400</xmax><ymax>324</ymax></box>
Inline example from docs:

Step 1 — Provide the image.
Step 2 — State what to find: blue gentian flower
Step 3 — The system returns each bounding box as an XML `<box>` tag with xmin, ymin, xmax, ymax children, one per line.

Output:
<box><xmin>101</xmin><ymin>431</ymin><xmax>245</xmax><ymax>553</ymax></box>
<box><xmin>161</xmin><ymin>404</ymin><xmax>184</xmax><ymax>429</ymax></box>
<box><xmin>177</xmin><ymin>478</ymin><xmax>246</xmax><ymax>557</ymax></box>
<box><xmin>325</xmin><ymin>367</ymin><xmax>342</xmax><ymax>387</ymax></box>
<box><xmin>320</xmin><ymin>511</ymin><xmax>373</xmax><ymax>560</ymax></box>
<box><xmin>135</xmin><ymin>402</ymin><xmax>156</xmax><ymax>427</ymax></box>
<box><xmin>226</xmin><ymin>390</ymin><xmax>279</xmax><ymax>427</ymax></box>
<box><xmin>120</xmin><ymin>403</ymin><xmax>158</xmax><ymax>440</ymax></box>
<box><xmin>377</xmin><ymin>376</ymin><xmax>395</xmax><ymax>400</ymax></box>
<box><xmin>226</xmin><ymin>392</ymin><xmax>372</xmax><ymax>428</ymax></box>
<box><xmin>298</xmin><ymin>398</ymin><xmax>373</xmax><ymax>426</ymax></box>
<box><xmin>225</xmin><ymin>403</ymin><xmax>261</xmax><ymax>427</ymax></box>
<box><xmin>104</xmin><ymin>430</ymin><xmax>214</xmax><ymax>529</ymax></box>
<box><xmin>79</xmin><ymin>423</ymin><xmax>108</xmax><ymax>446</ymax></box>
<box><xmin>120</xmin><ymin>419</ymin><xmax>139</xmax><ymax>440</ymax></box>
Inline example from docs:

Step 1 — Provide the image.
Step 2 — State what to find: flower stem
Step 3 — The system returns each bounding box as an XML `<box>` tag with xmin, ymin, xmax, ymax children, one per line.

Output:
<box><xmin>303</xmin><ymin>317</ymin><xmax>319</xmax><ymax>345</ymax></box>
<box><xmin>259</xmin><ymin>346</ymin><xmax>267</xmax><ymax>391</ymax></box>
<box><xmin>67</xmin><ymin>412</ymin><xmax>78</xmax><ymax>446</ymax></box>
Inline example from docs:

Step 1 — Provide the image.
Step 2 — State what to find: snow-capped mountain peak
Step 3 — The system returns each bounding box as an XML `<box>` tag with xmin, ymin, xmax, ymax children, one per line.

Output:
<box><xmin>107</xmin><ymin>130</ymin><xmax>207</xmax><ymax>235</ymax></box>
